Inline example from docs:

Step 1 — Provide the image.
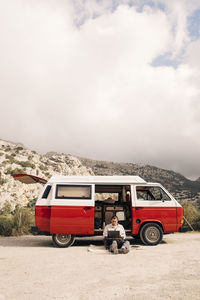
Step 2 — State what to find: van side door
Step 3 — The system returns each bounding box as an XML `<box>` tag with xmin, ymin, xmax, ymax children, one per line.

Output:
<box><xmin>50</xmin><ymin>184</ymin><xmax>95</xmax><ymax>235</ymax></box>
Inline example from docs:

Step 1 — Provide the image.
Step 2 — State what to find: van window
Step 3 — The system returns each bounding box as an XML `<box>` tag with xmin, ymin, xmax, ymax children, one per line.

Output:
<box><xmin>56</xmin><ymin>185</ymin><xmax>91</xmax><ymax>199</ymax></box>
<box><xmin>42</xmin><ymin>185</ymin><xmax>52</xmax><ymax>199</ymax></box>
<box><xmin>136</xmin><ymin>186</ymin><xmax>171</xmax><ymax>201</ymax></box>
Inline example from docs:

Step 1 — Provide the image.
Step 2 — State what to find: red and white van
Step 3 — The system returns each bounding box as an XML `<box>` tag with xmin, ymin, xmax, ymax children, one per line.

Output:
<box><xmin>13</xmin><ymin>174</ymin><xmax>183</xmax><ymax>247</ymax></box>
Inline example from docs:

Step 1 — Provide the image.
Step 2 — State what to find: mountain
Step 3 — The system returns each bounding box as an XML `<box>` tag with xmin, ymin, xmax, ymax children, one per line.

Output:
<box><xmin>0</xmin><ymin>139</ymin><xmax>93</xmax><ymax>209</ymax></box>
<box><xmin>0</xmin><ymin>139</ymin><xmax>200</xmax><ymax>210</ymax></box>
<box><xmin>79</xmin><ymin>157</ymin><xmax>200</xmax><ymax>208</ymax></box>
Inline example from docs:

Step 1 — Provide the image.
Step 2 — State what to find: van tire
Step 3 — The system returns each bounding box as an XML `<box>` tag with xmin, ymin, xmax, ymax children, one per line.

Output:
<box><xmin>140</xmin><ymin>223</ymin><xmax>163</xmax><ymax>246</ymax></box>
<box><xmin>52</xmin><ymin>234</ymin><xmax>75</xmax><ymax>248</ymax></box>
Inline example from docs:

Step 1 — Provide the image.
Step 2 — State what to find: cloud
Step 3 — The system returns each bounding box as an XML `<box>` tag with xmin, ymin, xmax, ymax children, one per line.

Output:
<box><xmin>0</xmin><ymin>0</ymin><xmax>200</xmax><ymax>179</ymax></box>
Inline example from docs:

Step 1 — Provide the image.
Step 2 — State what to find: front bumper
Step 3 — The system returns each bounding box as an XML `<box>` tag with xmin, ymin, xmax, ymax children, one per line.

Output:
<box><xmin>179</xmin><ymin>227</ymin><xmax>188</xmax><ymax>232</ymax></box>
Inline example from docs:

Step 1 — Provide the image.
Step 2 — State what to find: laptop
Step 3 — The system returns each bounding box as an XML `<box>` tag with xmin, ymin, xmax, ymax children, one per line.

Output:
<box><xmin>107</xmin><ymin>230</ymin><xmax>120</xmax><ymax>239</ymax></box>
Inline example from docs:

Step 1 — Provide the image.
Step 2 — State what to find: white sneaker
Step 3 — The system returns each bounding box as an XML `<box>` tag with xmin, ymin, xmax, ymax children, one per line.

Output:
<box><xmin>112</xmin><ymin>240</ymin><xmax>118</xmax><ymax>254</ymax></box>
<box><xmin>119</xmin><ymin>248</ymin><xmax>129</xmax><ymax>254</ymax></box>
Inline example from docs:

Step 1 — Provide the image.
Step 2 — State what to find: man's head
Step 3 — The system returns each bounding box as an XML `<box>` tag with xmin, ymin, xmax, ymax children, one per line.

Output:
<box><xmin>111</xmin><ymin>216</ymin><xmax>118</xmax><ymax>226</ymax></box>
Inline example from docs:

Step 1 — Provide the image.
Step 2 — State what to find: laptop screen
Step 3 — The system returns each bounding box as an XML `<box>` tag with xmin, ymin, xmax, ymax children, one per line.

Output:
<box><xmin>107</xmin><ymin>230</ymin><xmax>120</xmax><ymax>238</ymax></box>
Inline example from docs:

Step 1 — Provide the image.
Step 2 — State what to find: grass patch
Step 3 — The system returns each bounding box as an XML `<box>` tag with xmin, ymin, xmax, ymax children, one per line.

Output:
<box><xmin>182</xmin><ymin>201</ymin><xmax>200</xmax><ymax>231</ymax></box>
<box><xmin>0</xmin><ymin>203</ymin><xmax>35</xmax><ymax>236</ymax></box>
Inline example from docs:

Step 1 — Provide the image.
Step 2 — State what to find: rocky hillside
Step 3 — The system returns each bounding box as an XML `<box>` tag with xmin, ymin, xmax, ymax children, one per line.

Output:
<box><xmin>79</xmin><ymin>157</ymin><xmax>200</xmax><ymax>208</ymax></box>
<box><xmin>0</xmin><ymin>140</ymin><xmax>93</xmax><ymax>209</ymax></box>
<box><xmin>0</xmin><ymin>139</ymin><xmax>200</xmax><ymax>210</ymax></box>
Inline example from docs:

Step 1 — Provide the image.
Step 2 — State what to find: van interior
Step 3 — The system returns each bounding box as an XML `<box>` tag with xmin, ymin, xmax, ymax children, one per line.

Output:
<box><xmin>94</xmin><ymin>185</ymin><xmax>132</xmax><ymax>233</ymax></box>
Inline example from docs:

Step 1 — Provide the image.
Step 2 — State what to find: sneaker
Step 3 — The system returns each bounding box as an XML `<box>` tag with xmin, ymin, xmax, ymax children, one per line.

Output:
<box><xmin>119</xmin><ymin>248</ymin><xmax>129</xmax><ymax>254</ymax></box>
<box><xmin>112</xmin><ymin>240</ymin><xmax>118</xmax><ymax>254</ymax></box>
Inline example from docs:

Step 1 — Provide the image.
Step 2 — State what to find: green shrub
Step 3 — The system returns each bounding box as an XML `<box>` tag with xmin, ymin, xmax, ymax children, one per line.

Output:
<box><xmin>0</xmin><ymin>215</ymin><xmax>13</xmax><ymax>236</ymax></box>
<box><xmin>17</xmin><ymin>161</ymin><xmax>36</xmax><ymax>169</ymax></box>
<box><xmin>5</xmin><ymin>167</ymin><xmax>24</xmax><ymax>175</ymax></box>
<box><xmin>0</xmin><ymin>201</ymin><xmax>12</xmax><ymax>215</ymax></box>
<box><xmin>0</xmin><ymin>204</ymin><xmax>35</xmax><ymax>236</ymax></box>
<box><xmin>182</xmin><ymin>201</ymin><xmax>200</xmax><ymax>231</ymax></box>
<box><xmin>39</xmin><ymin>164</ymin><xmax>48</xmax><ymax>171</ymax></box>
<box><xmin>27</xmin><ymin>198</ymin><xmax>37</xmax><ymax>208</ymax></box>
<box><xmin>5</xmin><ymin>154</ymin><xmax>16</xmax><ymax>164</ymax></box>
<box><xmin>4</xmin><ymin>146</ymin><xmax>11</xmax><ymax>152</ymax></box>
<box><xmin>0</xmin><ymin>175</ymin><xmax>7</xmax><ymax>185</ymax></box>
<box><xmin>15</xmin><ymin>146</ymin><xmax>23</xmax><ymax>151</ymax></box>
<box><xmin>12</xmin><ymin>206</ymin><xmax>34</xmax><ymax>235</ymax></box>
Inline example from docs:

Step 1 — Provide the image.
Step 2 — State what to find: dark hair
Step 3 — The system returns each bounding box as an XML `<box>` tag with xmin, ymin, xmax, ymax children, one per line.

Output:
<box><xmin>111</xmin><ymin>215</ymin><xmax>118</xmax><ymax>221</ymax></box>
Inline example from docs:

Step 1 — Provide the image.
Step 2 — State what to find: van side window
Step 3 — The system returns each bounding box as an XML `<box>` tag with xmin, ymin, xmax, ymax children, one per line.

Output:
<box><xmin>56</xmin><ymin>185</ymin><xmax>91</xmax><ymax>199</ymax></box>
<box><xmin>42</xmin><ymin>185</ymin><xmax>52</xmax><ymax>199</ymax></box>
<box><xmin>136</xmin><ymin>186</ymin><xmax>171</xmax><ymax>201</ymax></box>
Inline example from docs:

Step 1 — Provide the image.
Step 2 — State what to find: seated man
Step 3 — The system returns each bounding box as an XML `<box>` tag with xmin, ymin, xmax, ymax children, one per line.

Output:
<box><xmin>103</xmin><ymin>215</ymin><xmax>130</xmax><ymax>254</ymax></box>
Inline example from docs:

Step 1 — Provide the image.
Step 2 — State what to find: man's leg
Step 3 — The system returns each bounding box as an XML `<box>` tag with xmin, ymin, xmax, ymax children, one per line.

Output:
<box><xmin>119</xmin><ymin>240</ymin><xmax>130</xmax><ymax>254</ymax></box>
<box><xmin>104</xmin><ymin>238</ymin><xmax>112</xmax><ymax>250</ymax></box>
<box><xmin>110</xmin><ymin>240</ymin><xmax>118</xmax><ymax>254</ymax></box>
<box><xmin>116</xmin><ymin>240</ymin><xmax>124</xmax><ymax>249</ymax></box>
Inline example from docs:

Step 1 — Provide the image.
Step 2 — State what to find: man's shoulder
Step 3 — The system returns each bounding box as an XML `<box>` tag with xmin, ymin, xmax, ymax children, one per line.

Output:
<box><xmin>118</xmin><ymin>224</ymin><xmax>125</xmax><ymax>230</ymax></box>
<box><xmin>105</xmin><ymin>223</ymin><xmax>112</xmax><ymax>229</ymax></box>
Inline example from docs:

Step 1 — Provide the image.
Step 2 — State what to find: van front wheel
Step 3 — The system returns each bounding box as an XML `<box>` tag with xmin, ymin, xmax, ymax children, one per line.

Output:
<box><xmin>140</xmin><ymin>223</ymin><xmax>163</xmax><ymax>246</ymax></box>
<box><xmin>52</xmin><ymin>234</ymin><xmax>75</xmax><ymax>248</ymax></box>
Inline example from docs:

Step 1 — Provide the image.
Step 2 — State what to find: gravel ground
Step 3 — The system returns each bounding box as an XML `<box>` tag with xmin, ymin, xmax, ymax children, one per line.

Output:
<box><xmin>0</xmin><ymin>232</ymin><xmax>200</xmax><ymax>300</ymax></box>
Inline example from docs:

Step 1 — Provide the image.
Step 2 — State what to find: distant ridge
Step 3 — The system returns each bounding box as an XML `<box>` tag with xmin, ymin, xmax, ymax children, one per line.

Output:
<box><xmin>79</xmin><ymin>157</ymin><xmax>200</xmax><ymax>209</ymax></box>
<box><xmin>0</xmin><ymin>139</ymin><xmax>199</xmax><ymax>210</ymax></box>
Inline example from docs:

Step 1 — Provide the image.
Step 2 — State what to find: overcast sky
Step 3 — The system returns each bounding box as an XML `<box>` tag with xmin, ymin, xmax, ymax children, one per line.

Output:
<box><xmin>0</xmin><ymin>0</ymin><xmax>200</xmax><ymax>180</ymax></box>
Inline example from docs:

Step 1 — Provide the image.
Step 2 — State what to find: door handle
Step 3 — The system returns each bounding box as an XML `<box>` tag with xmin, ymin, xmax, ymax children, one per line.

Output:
<box><xmin>136</xmin><ymin>207</ymin><xmax>143</xmax><ymax>210</ymax></box>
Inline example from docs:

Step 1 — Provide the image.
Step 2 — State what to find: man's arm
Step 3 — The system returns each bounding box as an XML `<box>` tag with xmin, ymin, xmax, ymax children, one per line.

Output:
<box><xmin>119</xmin><ymin>224</ymin><xmax>126</xmax><ymax>239</ymax></box>
<box><xmin>103</xmin><ymin>225</ymin><xmax>108</xmax><ymax>238</ymax></box>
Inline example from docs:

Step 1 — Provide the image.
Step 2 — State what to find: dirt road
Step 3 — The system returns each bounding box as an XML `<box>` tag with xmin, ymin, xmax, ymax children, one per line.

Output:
<box><xmin>0</xmin><ymin>233</ymin><xmax>200</xmax><ymax>300</ymax></box>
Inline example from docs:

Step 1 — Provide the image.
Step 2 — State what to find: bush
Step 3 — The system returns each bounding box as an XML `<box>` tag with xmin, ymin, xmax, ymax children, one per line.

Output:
<box><xmin>182</xmin><ymin>201</ymin><xmax>200</xmax><ymax>231</ymax></box>
<box><xmin>12</xmin><ymin>205</ymin><xmax>35</xmax><ymax>235</ymax></box>
<box><xmin>0</xmin><ymin>175</ymin><xmax>7</xmax><ymax>185</ymax></box>
<box><xmin>0</xmin><ymin>205</ymin><xmax>35</xmax><ymax>236</ymax></box>
<box><xmin>0</xmin><ymin>201</ymin><xmax>12</xmax><ymax>215</ymax></box>
<box><xmin>5</xmin><ymin>167</ymin><xmax>24</xmax><ymax>175</ymax></box>
<box><xmin>27</xmin><ymin>198</ymin><xmax>37</xmax><ymax>208</ymax></box>
<box><xmin>39</xmin><ymin>164</ymin><xmax>48</xmax><ymax>171</ymax></box>
<box><xmin>4</xmin><ymin>146</ymin><xmax>11</xmax><ymax>152</ymax></box>
<box><xmin>0</xmin><ymin>216</ymin><xmax>13</xmax><ymax>236</ymax></box>
<box><xmin>5</xmin><ymin>154</ymin><xmax>16</xmax><ymax>164</ymax></box>
<box><xmin>194</xmin><ymin>215</ymin><xmax>200</xmax><ymax>230</ymax></box>
<box><xmin>17</xmin><ymin>160</ymin><xmax>36</xmax><ymax>169</ymax></box>
<box><xmin>15</xmin><ymin>146</ymin><xmax>23</xmax><ymax>151</ymax></box>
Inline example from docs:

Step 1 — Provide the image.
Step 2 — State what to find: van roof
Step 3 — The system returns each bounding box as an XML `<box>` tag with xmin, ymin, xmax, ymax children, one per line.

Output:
<box><xmin>48</xmin><ymin>175</ymin><xmax>146</xmax><ymax>184</ymax></box>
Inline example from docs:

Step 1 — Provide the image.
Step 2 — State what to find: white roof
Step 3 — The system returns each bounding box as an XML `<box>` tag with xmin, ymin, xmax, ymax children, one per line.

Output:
<box><xmin>48</xmin><ymin>175</ymin><xmax>146</xmax><ymax>184</ymax></box>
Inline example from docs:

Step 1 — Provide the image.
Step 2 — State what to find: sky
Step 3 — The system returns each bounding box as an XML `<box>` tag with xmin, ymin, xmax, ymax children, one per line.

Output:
<box><xmin>0</xmin><ymin>0</ymin><xmax>200</xmax><ymax>180</ymax></box>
